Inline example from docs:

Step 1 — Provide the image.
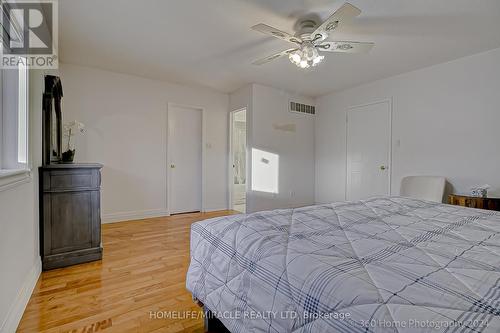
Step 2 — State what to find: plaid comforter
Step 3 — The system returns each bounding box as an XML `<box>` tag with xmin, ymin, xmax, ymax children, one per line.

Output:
<box><xmin>186</xmin><ymin>197</ymin><xmax>500</xmax><ymax>332</ymax></box>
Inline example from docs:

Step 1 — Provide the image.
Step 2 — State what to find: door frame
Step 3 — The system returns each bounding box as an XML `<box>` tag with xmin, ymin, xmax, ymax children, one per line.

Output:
<box><xmin>166</xmin><ymin>102</ymin><xmax>206</xmax><ymax>214</ymax></box>
<box><xmin>345</xmin><ymin>98</ymin><xmax>393</xmax><ymax>200</ymax></box>
<box><xmin>228</xmin><ymin>108</ymin><xmax>247</xmax><ymax>211</ymax></box>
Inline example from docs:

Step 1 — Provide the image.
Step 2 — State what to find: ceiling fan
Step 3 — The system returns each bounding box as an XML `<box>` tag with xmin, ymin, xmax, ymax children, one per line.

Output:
<box><xmin>251</xmin><ymin>2</ymin><xmax>374</xmax><ymax>69</ymax></box>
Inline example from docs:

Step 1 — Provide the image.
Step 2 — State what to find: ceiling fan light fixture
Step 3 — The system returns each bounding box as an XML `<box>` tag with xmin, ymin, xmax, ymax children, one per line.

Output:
<box><xmin>299</xmin><ymin>60</ymin><xmax>309</xmax><ymax>69</ymax></box>
<box><xmin>302</xmin><ymin>42</ymin><xmax>317</xmax><ymax>61</ymax></box>
<box><xmin>289</xmin><ymin>51</ymin><xmax>301</xmax><ymax>65</ymax></box>
<box><xmin>312</xmin><ymin>55</ymin><xmax>324</xmax><ymax>66</ymax></box>
<box><xmin>289</xmin><ymin>45</ymin><xmax>324</xmax><ymax>69</ymax></box>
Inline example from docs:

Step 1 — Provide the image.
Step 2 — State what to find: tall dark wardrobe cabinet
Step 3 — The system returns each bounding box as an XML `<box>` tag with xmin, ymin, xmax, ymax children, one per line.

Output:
<box><xmin>40</xmin><ymin>75</ymin><xmax>103</xmax><ymax>270</ymax></box>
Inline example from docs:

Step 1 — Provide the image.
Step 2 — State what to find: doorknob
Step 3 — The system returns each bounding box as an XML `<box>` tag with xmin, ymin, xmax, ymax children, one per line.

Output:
<box><xmin>170</xmin><ymin>164</ymin><xmax>175</xmax><ymax>168</ymax></box>
<box><xmin>380</xmin><ymin>165</ymin><xmax>387</xmax><ymax>170</ymax></box>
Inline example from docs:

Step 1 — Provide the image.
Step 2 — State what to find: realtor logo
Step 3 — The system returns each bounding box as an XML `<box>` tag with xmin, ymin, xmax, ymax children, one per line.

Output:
<box><xmin>1</xmin><ymin>0</ymin><xmax>58</xmax><ymax>68</ymax></box>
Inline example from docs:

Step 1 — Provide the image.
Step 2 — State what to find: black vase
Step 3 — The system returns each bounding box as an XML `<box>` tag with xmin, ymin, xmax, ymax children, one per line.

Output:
<box><xmin>61</xmin><ymin>149</ymin><xmax>75</xmax><ymax>163</ymax></box>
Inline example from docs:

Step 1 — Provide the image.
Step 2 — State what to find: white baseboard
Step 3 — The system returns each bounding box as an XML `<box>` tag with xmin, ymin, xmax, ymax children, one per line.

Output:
<box><xmin>0</xmin><ymin>258</ymin><xmax>41</xmax><ymax>333</ymax></box>
<box><xmin>102</xmin><ymin>209</ymin><xmax>170</xmax><ymax>223</ymax></box>
<box><xmin>203</xmin><ymin>207</ymin><xmax>230</xmax><ymax>213</ymax></box>
<box><xmin>102</xmin><ymin>207</ymin><xmax>233</xmax><ymax>224</ymax></box>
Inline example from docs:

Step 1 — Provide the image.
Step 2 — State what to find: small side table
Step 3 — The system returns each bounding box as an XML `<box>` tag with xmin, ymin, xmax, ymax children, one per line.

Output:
<box><xmin>448</xmin><ymin>194</ymin><xmax>500</xmax><ymax>212</ymax></box>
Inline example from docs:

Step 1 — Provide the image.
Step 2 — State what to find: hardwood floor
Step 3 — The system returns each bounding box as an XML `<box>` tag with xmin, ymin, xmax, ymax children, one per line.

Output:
<box><xmin>17</xmin><ymin>210</ymin><xmax>238</xmax><ymax>333</ymax></box>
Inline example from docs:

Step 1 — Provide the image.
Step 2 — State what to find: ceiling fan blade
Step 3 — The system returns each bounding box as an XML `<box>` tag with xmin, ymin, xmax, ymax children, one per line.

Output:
<box><xmin>251</xmin><ymin>23</ymin><xmax>302</xmax><ymax>45</ymax></box>
<box><xmin>317</xmin><ymin>41</ymin><xmax>374</xmax><ymax>54</ymax></box>
<box><xmin>312</xmin><ymin>3</ymin><xmax>361</xmax><ymax>42</ymax></box>
<box><xmin>252</xmin><ymin>49</ymin><xmax>297</xmax><ymax>65</ymax></box>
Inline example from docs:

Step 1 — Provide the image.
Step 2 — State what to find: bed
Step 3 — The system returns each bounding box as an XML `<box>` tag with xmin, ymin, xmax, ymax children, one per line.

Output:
<box><xmin>186</xmin><ymin>197</ymin><xmax>500</xmax><ymax>332</ymax></box>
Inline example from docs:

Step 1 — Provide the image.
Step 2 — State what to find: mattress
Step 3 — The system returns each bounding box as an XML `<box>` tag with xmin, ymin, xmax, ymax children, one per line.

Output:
<box><xmin>186</xmin><ymin>197</ymin><xmax>500</xmax><ymax>332</ymax></box>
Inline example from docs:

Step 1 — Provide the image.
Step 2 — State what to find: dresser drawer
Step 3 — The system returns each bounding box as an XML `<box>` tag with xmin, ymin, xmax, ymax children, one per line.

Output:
<box><xmin>42</xmin><ymin>169</ymin><xmax>101</xmax><ymax>192</ymax></box>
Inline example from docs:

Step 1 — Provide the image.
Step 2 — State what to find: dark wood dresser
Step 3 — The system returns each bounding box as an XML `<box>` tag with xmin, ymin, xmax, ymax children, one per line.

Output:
<box><xmin>39</xmin><ymin>163</ymin><xmax>103</xmax><ymax>270</ymax></box>
<box><xmin>449</xmin><ymin>194</ymin><xmax>500</xmax><ymax>211</ymax></box>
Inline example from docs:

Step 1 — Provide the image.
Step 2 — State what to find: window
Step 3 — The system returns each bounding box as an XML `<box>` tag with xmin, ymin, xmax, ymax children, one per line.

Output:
<box><xmin>0</xmin><ymin>58</ymin><xmax>30</xmax><ymax>178</ymax></box>
<box><xmin>17</xmin><ymin>61</ymin><xmax>27</xmax><ymax>164</ymax></box>
<box><xmin>0</xmin><ymin>4</ymin><xmax>31</xmax><ymax>190</ymax></box>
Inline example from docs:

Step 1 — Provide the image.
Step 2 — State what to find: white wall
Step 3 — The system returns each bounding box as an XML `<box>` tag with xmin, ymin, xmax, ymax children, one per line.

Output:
<box><xmin>57</xmin><ymin>64</ymin><xmax>316</xmax><ymax>219</ymax></box>
<box><xmin>0</xmin><ymin>70</ymin><xmax>43</xmax><ymax>333</ymax></box>
<box><xmin>236</xmin><ymin>84</ymin><xmax>315</xmax><ymax>213</ymax></box>
<box><xmin>59</xmin><ymin>63</ymin><xmax>230</xmax><ymax>221</ymax></box>
<box><xmin>315</xmin><ymin>47</ymin><xmax>500</xmax><ymax>203</ymax></box>
<box><xmin>229</xmin><ymin>85</ymin><xmax>252</xmax><ymax>114</ymax></box>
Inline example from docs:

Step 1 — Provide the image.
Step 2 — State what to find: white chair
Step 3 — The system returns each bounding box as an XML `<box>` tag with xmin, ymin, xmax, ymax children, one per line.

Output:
<box><xmin>400</xmin><ymin>176</ymin><xmax>446</xmax><ymax>203</ymax></box>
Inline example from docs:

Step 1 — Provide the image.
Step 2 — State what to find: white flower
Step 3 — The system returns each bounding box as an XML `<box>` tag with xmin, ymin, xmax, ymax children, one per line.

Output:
<box><xmin>64</xmin><ymin>120</ymin><xmax>85</xmax><ymax>134</ymax></box>
<box><xmin>63</xmin><ymin>120</ymin><xmax>85</xmax><ymax>151</ymax></box>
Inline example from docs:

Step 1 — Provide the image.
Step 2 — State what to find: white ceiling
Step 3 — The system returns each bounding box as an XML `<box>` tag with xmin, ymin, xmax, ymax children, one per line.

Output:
<box><xmin>59</xmin><ymin>0</ymin><xmax>500</xmax><ymax>97</ymax></box>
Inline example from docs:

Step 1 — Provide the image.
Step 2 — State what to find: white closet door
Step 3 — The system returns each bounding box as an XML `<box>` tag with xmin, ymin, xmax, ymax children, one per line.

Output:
<box><xmin>169</xmin><ymin>105</ymin><xmax>202</xmax><ymax>214</ymax></box>
<box><xmin>346</xmin><ymin>101</ymin><xmax>391</xmax><ymax>201</ymax></box>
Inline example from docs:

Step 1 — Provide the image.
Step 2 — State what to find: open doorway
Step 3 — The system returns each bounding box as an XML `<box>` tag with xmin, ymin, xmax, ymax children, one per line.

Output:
<box><xmin>230</xmin><ymin>108</ymin><xmax>247</xmax><ymax>213</ymax></box>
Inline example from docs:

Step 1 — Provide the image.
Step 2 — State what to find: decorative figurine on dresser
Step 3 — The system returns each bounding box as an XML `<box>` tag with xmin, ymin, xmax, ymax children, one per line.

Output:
<box><xmin>39</xmin><ymin>75</ymin><xmax>103</xmax><ymax>270</ymax></box>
